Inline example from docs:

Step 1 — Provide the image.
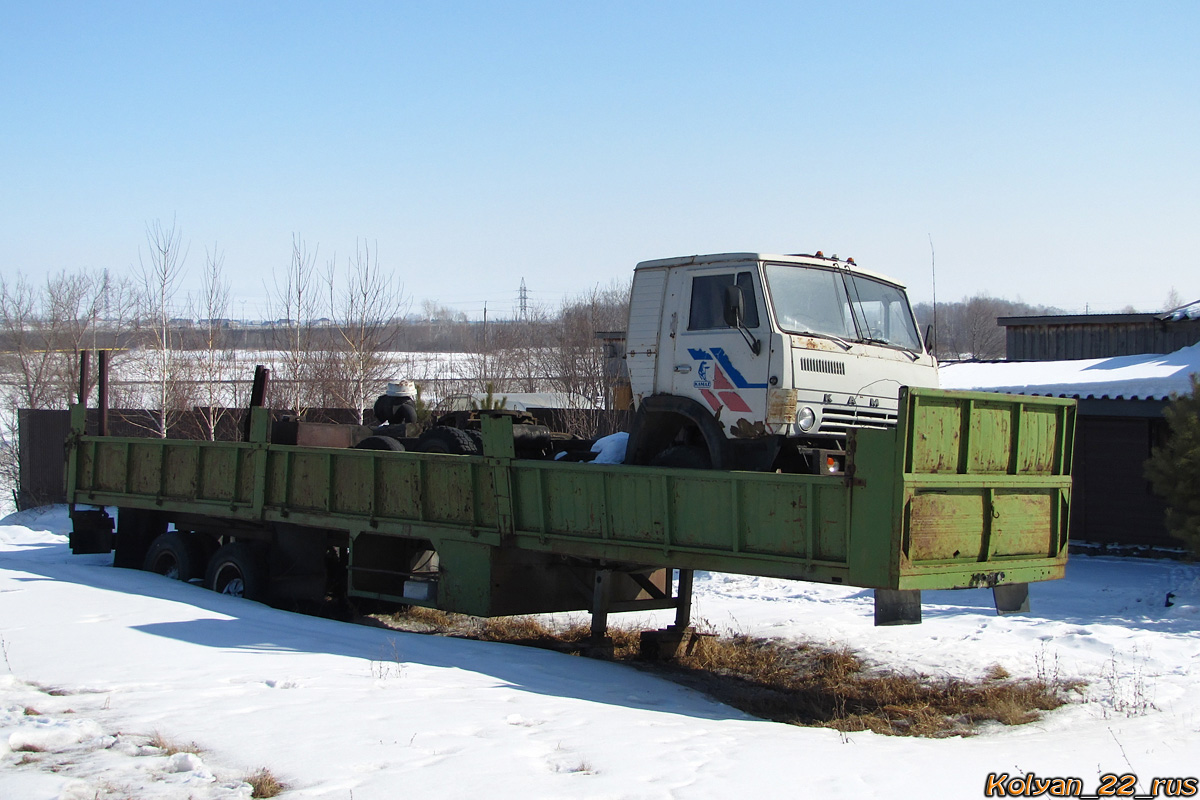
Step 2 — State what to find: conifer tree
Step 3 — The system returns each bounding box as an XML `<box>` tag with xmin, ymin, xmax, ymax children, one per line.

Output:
<box><xmin>1146</xmin><ymin>374</ymin><xmax>1200</xmax><ymax>557</ymax></box>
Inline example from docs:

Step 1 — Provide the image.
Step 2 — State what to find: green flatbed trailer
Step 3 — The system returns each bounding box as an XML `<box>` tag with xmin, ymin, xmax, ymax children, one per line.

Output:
<box><xmin>67</xmin><ymin>387</ymin><xmax>1074</xmax><ymax>629</ymax></box>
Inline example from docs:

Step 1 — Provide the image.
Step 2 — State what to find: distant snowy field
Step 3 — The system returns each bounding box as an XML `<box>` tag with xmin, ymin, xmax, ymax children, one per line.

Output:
<box><xmin>2</xmin><ymin>507</ymin><xmax>1199</xmax><ymax>799</ymax></box>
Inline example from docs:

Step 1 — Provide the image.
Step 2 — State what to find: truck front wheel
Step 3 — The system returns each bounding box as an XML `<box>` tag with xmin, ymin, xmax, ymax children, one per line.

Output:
<box><xmin>649</xmin><ymin>445</ymin><xmax>712</xmax><ymax>469</ymax></box>
<box><xmin>205</xmin><ymin>543</ymin><xmax>268</xmax><ymax>601</ymax></box>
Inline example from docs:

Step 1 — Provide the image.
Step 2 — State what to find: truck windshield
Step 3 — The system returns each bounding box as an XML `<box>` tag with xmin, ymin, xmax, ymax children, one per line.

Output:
<box><xmin>762</xmin><ymin>263</ymin><xmax>922</xmax><ymax>351</ymax></box>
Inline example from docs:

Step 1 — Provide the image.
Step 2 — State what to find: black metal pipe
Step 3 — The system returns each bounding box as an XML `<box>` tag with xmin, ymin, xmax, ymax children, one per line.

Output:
<box><xmin>77</xmin><ymin>349</ymin><xmax>91</xmax><ymax>406</ymax></box>
<box><xmin>97</xmin><ymin>350</ymin><xmax>109</xmax><ymax>436</ymax></box>
<box><xmin>244</xmin><ymin>365</ymin><xmax>270</xmax><ymax>441</ymax></box>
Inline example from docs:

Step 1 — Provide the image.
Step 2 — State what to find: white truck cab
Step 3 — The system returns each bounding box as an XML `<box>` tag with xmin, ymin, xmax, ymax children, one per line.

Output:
<box><xmin>624</xmin><ymin>252</ymin><xmax>938</xmax><ymax>471</ymax></box>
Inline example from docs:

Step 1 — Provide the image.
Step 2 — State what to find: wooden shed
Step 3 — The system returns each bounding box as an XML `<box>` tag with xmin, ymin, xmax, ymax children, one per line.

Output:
<box><xmin>1000</xmin><ymin>308</ymin><xmax>1200</xmax><ymax>361</ymax></box>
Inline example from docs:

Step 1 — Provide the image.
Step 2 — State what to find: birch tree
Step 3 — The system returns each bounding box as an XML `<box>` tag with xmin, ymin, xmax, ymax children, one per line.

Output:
<box><xmin>269</xmin><ymin>235</ymin><xmax>320</xmax><ymax>415</ymax></box>
<box><xmin>189</xmin><ymin>244</ymin><xmax>238</xmax><ymax>439</ymax></box>
<box><xmin>136</xmin><ymin>217</ymin><xmax>190</xmax><ymax>437</ymax></box>
<box><xmin>326</xmin><ymin>240</ymin><xmax>409</xmax><ymax>423</ymax></box>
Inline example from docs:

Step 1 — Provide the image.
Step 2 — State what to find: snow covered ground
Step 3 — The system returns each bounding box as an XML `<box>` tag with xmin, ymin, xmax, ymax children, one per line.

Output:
<box><xmin>2</xmin><ymin>506</ymin><xmax>1198</xmax><ymax>799</ymax></box>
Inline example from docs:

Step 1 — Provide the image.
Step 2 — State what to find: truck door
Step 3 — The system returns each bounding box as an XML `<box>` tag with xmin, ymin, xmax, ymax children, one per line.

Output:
<box><xmin>669</xmin><ymin>267</ymin><xmax>771</xmax><ymax>435</ymax></box>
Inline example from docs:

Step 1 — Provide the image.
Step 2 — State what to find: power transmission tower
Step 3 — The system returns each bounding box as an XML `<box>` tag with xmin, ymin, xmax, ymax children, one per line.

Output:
<box><xmin>518</xmin><ymin>278</ymin><xmax>529</xmax><ymax>321</ymax></box>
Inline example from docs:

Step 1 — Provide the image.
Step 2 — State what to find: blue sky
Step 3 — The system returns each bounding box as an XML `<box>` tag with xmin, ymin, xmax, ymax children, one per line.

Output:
<box><xmin>2</xmin><ymin>1</ymin><xmax>1197</xmax><ymax>319</ymax></box>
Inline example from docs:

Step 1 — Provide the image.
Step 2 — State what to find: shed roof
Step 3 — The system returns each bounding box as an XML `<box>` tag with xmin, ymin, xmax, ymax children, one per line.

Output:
<box><xmin>939</xmin><ymin>342</ymin><xmax>1200</xmax><ymax>402</ymax></box>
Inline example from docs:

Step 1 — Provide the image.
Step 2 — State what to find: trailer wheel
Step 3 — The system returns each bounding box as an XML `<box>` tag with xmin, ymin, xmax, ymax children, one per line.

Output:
<box><xmin>649</xmin><ymin>445</ymin><xmax>712</xmax><ymax>469</ymax></box>
<box><xmin>143</xmin><ymin>532</ymin><xmax>205</xmax><ymax>582</ymax></box>
<box><xmin>355</xmin><ymin>435</ymin><xmax>405</xmax><ymax>451</ymax></box>
<box><xmin>417</xmin><ymin>426</ymin><xmax>481</xmax><ymax>455</ymax></box>
<box><xmin>205</xmin><ymin>543</ymin><xmax>267</xmax><ymax>601</ymax></box>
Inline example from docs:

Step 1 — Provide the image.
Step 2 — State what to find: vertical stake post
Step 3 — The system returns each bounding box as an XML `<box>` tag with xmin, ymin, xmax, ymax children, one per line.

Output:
<box><xmin>97</xmin><ymin>350</ymin><xmax>109</xmax><ymax>436</ymax></box>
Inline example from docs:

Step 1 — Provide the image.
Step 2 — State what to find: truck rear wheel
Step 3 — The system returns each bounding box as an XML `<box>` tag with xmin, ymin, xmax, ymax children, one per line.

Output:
<box><xmin>205</xmin><ymin>543</ymin><xmax>267</xmax><ymax>601</ymax></box>
<box><xmin>143</xmin><ymin>531</ymin><xmax>205</xmax><ymax>582</ymax></box>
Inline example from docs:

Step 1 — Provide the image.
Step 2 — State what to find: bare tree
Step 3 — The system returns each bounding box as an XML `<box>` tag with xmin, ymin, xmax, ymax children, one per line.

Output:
<box><xmin>493</xmin><ymin>307</ymin><xmax>555</xmax><ymax>393</ymax></box>
<box><xmin>188</xmin><ymin>243</ymin><xmax>239</xmax><ymax>440</ymax></box>
<box><xmin>913</xmin><ymin>295</ymin><xmax>1064</xmax><ymax>360</ymax></box>
<box><xmin>322</xmin><ymin>241</ymin><xmax>410</xmax><ymax>423</ymax></box>
<box><xmin>0</xmin><ymin>269</ymin><xmax>114</xmax><ymax>410</ymax></box>
<box><xmin>0</xmin><ymin>275</ymin><xmax>55</xmax><ymax>410</ymax></box>
<box><xmin>136</xmin><ymin>217</ymin><xmax>190</xmax><ymax>437</ymax></box>
<box><xmin>0</xmin><ymin>267</ymin><xmax>127</xmax><ymax>508</ymax></box>
<box><xmin>268</xmin><ymin>235</ymin><xmax>320</xmax><ymax>415</ymax></box>
<box><xmin>549</xmin><ymin>280</ymin><xmax>631</xmax><ymax>436</ymax></box>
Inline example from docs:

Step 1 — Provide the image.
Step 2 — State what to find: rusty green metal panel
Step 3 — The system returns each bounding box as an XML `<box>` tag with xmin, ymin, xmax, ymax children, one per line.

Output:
<box><xmin>894</xmin><ymin>387</ymin><xmax>1074</xmax><ymax>588</ymax></box>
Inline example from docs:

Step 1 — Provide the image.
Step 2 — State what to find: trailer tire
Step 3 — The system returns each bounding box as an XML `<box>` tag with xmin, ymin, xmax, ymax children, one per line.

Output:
<box><xmin>355</xmin><ymin>435</ymin><xmax>406</xmax><ymax>451</ymax></box>
<box><xmin>143</xmin><ymin>532</ymin><xmax>206</xmax><ymax>582</ymax></box>
<box><xmin>417</xmin><ymin>426</ymin><xmax>481</xmax><ymax>455</ymax></box>
<box><xmin>649</xmin><ymin>445</ymin><xmax>712</xmax><ymax>470</ymax></box>
<box><xmin>205</xmin><ymin>543</ymin><xmax>268</xmax><ymax>601</ymax></box>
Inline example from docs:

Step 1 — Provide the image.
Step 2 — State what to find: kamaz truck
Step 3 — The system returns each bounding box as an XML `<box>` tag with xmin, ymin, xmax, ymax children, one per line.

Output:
<box><xmin>625</xmin><ymin>252</ymin><xmax>939</xmax><ymax>474</ymax></box>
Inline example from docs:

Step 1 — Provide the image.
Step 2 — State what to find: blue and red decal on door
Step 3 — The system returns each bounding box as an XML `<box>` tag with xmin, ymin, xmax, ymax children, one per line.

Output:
<box><xmin>687</xmin><ymin>347</ymin><xmax>766</xmax><ymax>414</ymax></box>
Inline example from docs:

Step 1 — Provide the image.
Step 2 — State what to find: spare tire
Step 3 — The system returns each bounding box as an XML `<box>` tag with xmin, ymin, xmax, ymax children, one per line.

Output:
<box><xmin>417</xmin><ymin>426</ymin><xmax>481</xmax><ymax>455</ymax></box>
<box><xmin>355</xmin><ymin>435</ymin><xmax>405</xmax><ymax>451</ymax></box>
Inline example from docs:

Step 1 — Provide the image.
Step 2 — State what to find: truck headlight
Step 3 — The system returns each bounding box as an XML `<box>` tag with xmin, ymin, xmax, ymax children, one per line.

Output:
<box><xmin>796</xmin><ymin>406</ymin><xmax>816</xmax><ymax>432</ymax></box>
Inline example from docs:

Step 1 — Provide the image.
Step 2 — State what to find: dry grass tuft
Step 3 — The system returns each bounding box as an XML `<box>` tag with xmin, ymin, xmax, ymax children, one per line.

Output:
<box><xmin>984</xmin><ymin>663</ymin><xmax>1011</xmax><ymax>681</ymax></box>
<box><xmin>149</xmin><ymin>732</ymin><xmax>202</xmax><ymax>756</ymax></box>
<box><xmin>22</xmin><ymin>706</ymin><xmax>41</xmax><ymax>716</ymax></box>
<box><xmin>374</xmin><ymin>608</ymin><xmax>1082</xmax><ymax>737</ymax></box>
<box><xmin>477</xmin><ymin>616</ymin><xmax>642</xmax><ymax>658</ymax></box>
<box><xmin>379</xmin><ymin>608</ymin><xmax>643</xmax><ymax>657</ymax></box>
<box><xmin>667</xmin><ymin>632</ymin><xmax>1082</xmax><ymax>737</ymax></box>
<box><xmin>246</xmin><ymin>767</ymin><xmax>285</xmax><ymax>798</ymax></box>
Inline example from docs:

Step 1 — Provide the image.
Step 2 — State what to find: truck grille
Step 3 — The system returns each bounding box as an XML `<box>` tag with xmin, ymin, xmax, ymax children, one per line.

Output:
<box><xmin>818</xmin><ymin>405</ymin><xmax>897</xmax><ymax>436</ymax></box>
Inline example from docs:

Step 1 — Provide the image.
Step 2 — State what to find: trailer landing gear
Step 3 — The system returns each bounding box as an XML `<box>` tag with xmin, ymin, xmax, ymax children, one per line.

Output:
<box><xmin>591</xmin><ymin>568</ymin><xmax>697</xmax><ymax>661</ymax></box>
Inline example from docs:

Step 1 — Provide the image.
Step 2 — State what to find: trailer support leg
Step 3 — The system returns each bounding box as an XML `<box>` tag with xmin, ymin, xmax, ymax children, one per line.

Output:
<box><xmin>874</xmin><ymin>589</ymin><xmax>922</xmax><ymax>626</ymax></box>
<box><xmin>993</xmin><ymin>583</ymin><xmax>1030</xmax><ymax>615</ymax></box>
<box><xmin>590</xmin><ymin>569</ymin><xmax>613</xmax><ymax>642</ymax></box>
<box><xmin>638</xmin><ymin>569</ymin><xmax>697</xmax><ymax>661</ymax></box>
<box><xmin>674</xmin><ymin>568</ymin><xmax>694</xmax><ymax>628</ymax></box>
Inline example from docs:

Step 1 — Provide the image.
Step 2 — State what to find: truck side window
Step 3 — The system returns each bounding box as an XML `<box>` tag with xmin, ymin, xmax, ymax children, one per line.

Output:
<box><xmin>688</xmin><ymin>272</ymin><xmax>760</xmax><ymax>330</ymax></box>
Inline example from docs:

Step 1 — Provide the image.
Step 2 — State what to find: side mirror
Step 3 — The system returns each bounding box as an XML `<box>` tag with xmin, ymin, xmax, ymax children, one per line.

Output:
<box><xmin>723</xmin><ymin>285</ymin><xmax>745</xmax><ymax>328</ymax></box>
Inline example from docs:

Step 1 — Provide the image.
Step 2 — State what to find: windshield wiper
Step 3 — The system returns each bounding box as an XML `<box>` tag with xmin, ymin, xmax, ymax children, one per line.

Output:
<box><xmin>857</xmin><ymin>337</ymin><xmax>921</xmax><ymax>360</ymax></box>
